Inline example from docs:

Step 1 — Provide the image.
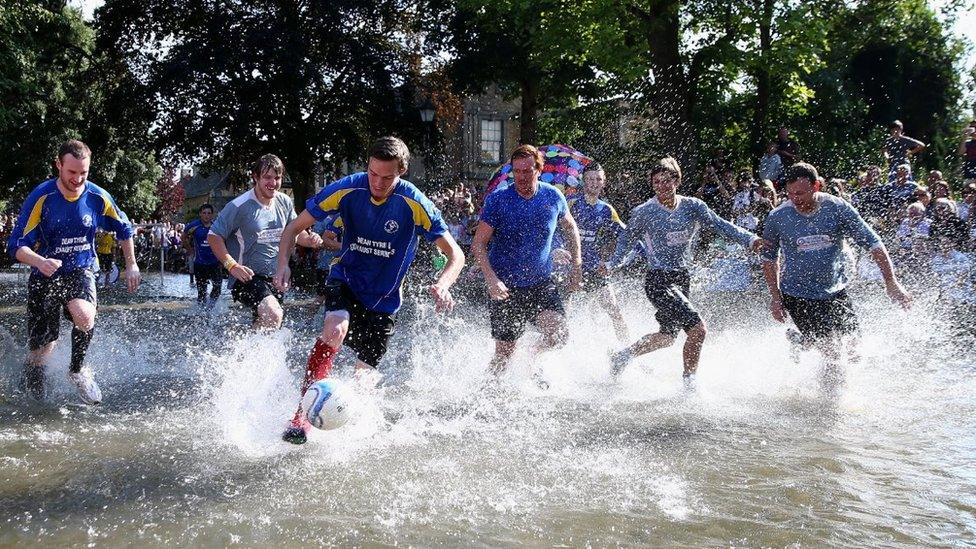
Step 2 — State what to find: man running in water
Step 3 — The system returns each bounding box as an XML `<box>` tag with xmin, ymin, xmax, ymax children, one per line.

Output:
<box><xmin>762</xmin><ymin>162</ymin><xmax>911</xmax><ymax>370</ymax></box>
<box><xmin>607</xmin><ymin>157</ymin><xmax>763</xmax><ymax>385</ymax></box>
<box><xmin>472</xmin><ymin>144</ymin><xmax>583</xmax><ymax>378</ymax></box>
<box><xmin>7</xmin><ymin>139</ymin><xmax>141</xmax><ymax>404</ymax></box>
<box><xmin>208</xmin><ymin>154</ymin><xmax>321</xmax><ymax>329</ymax></box>
<box><xmin>183</xmin><ymin>204</ymin><xmax>222</xmax><ymax>307</ymax></box>
<box><xmin>274</xmin><ymin>136</ymin><xmax>464</xmax><ymax>444</ymax></box>
<box><xmin>567</xmin><ymin>163</ymin><xmax>629</xmax><ymax>341</ymax></box>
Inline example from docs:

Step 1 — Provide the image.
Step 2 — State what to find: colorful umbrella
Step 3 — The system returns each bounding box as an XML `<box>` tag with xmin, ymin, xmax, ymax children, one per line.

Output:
<box><xmin>485</xmin><ymin>144</ymin><xmax>594</xmax><ymax>197</ymax></box>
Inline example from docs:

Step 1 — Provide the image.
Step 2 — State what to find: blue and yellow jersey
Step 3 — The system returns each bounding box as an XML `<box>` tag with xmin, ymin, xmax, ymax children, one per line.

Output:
<box><xmin>306</xmin><ymin>173</ymin><xmax>448</xmax><ymax>314</ymax></box>
<box><xmin>7</xmin><ymin>179</ymin><xmax>134</xmax><ymax>275</ymax></box>
<box><xmin>568</xmin><ymin>196</ymin><xmax>625</xmax><ymax>273</ymax></box>
<box><xmin>185</xmin><ymin>219</ymin><xmax>219</xmax><ymax>266</ymax></box>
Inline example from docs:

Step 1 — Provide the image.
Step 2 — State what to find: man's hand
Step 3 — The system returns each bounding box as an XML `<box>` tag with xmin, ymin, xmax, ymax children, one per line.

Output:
<box><xmin>231</xmin><ymin>263</ymin><xmax>255</xmax><ymax>284</ymax></box>
<box><xmin>124</xmin><ymin>264</ymin><xmax>141</xmax><ymax>293</ymax></box>
<box><xmin>429</xmin><ymin>284</ymin><xmax>455</xmax><ymax>313</ymax></box>
<box><xmin>552</xmin><ymin>248</ymin><xmax>572</xmax><ymax>265</ymax></box>
<box><xmin>770</xmin><ymin>298</ymin><xmax>787</xmax><ymax>323</ymax></box>
<box><xmin>486</xmin><ymin>276</ymin><xmax>510</xmax><ymax>301</ymax></box>
<box><xmin>273</xmin><ymin>264</ymin><xmax>291</xmax><ymax>292</ymax></box>
<box><xmin>297</xmin><ymin>230</ymin><xmax>323</xmax><ymax>249</ymax></box>
<box><xmin>750</xmin><ymin>239</ymin><xmax>769</xmax><ymax>254</ymax></box>
<box><xmin>885</xmin><ymin>280</ymin><xmax>912</xmax><ymax>309</ymax></box>
<box><xmin>37</xmin><ymin>258</ymin><xmax>62</xmax><ymax>278</ymax></box>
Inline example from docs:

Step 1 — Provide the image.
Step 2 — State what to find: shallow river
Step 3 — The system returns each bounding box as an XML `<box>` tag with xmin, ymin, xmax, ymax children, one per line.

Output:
<box><xmin>0</xmin><ymin>272</ymin><xmax>973</xmax><ymax>546</ymax></box>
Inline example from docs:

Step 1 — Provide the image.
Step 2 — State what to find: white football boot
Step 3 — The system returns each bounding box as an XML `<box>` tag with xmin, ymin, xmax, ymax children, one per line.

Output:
<box><xmin>69</xmin><ymin>367</ymin><xmax>102</xmax><ymax>405</ymax></box>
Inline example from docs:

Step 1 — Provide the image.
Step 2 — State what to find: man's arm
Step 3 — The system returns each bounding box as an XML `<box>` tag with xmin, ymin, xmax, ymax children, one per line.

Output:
<box><xmin>762</xmin><ymin>259</ymin><xmax>786</xmax><ymax>323</ymax></box>
<box><xmin>471</xmin><ymin>221</ymin><xmax>508</xmax><ymax>300</ymax></box>
<box><xmin>273</xmin><ymin>210</ymin><xmax>317</xmax><ymax>291</ymax></box>
<box><xmin>429</xmin><ymin>233</ymin><xmax>466</xmax><ymax>313</ymax></box>
<box><xmin>207</xmin><ymin>232</ymin><xmax>253</xmax><ymax>283</ymax></box>
<box><xmin>14</xmin><ymin>246</ymin><xmax>61</xmax><ymax>277</ymax></box>
<box><xmin>119</xmin><ymin>238</ymin><xmax>141</xmax><ymax>292</ymax></box>
<box><xmin>559</xmin><ymin>213</ymin><xmax>583</xmax><ymax>290</ymax></box>
<box><xmin>906</xmin><ymin>135</ymin><xmax>926</xmax><ymax>155</ymax></box>
<box><xmin>870</xmin><ymin>245</ymin><xmax>912</xmax><ymax>308</ymax></box>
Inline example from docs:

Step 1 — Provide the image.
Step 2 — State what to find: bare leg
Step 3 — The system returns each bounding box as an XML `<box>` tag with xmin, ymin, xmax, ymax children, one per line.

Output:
<box><xmin>489</xmin><ymin>340</ymin><xmax>517</xmax><ymax>376</ymax></box>
<box><xmin>531</xmin><ymin>309</ymin><xmax>568</xmax><ymax>355</ymax></box>
<box><xmin>597</xmin><ymin>285</ymin><xmax>629</xmax><ymax>342</ymax></box>
<box><xmin>254</xmin><ymin>295</ymin><xmax>284</xmax><ymax>330</ymax></box>
<box><xmin>682</xmin><ymin>322</ymin><xmax>707</xmax><ymax>376</ymax></box>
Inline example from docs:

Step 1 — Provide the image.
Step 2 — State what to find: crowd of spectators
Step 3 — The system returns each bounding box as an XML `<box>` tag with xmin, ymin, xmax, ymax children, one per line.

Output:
<box><xmin>2</xmin><ymin>121</ymin><xmax>974</xmax><ymax>310</ymax></box>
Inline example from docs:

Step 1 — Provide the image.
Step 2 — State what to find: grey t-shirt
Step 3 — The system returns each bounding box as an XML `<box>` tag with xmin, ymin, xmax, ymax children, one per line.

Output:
<box><xmin>209</xmin><ymin>189</ymin><xmax>297</xmax><ymax>277</ymax></box>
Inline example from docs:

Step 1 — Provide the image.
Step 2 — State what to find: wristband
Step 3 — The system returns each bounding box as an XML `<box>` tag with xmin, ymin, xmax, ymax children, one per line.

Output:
<box><xmin>223</xmin><ymin>257</ymin><xmax>238</xmax><ymax>271</ymax></box>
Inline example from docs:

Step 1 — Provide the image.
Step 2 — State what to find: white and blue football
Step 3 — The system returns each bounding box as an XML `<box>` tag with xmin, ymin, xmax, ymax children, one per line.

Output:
<box><xmin>301</xmin><ymin>379</ymin><xmax>352</xmax><ymax>431</ymax></box>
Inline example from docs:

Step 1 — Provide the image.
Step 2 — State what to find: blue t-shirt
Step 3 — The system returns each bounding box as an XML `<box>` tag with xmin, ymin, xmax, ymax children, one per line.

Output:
<box><xmin>612</xmin><ymin>196</ymin><xmax>757</xmax><ymax>271</ymax></box>
<box><xmin>185</xmin><ymin>219</ymin><xmax>219</xmax><ymax>266</ymax></box>
<box><xmin>7</xmin><ymin>179</ymin><xmax>134</xmax><ymax>275</ymax></box>
<box><xmin>481</xmin><ymin>183</ymin><xmax>568</xmax><ymax>288</ymax></box>
<box><xmin>761</xmin><ymin>193</ymin><xmax>882</xmax><ymax>300</ymax></box>
<box><xmin>568</xmin><ymin>196</ymin><xmax>624</xmax><ymax>273</ymax></box>
<box><xmin>306</xmin><ymin>173</ymin><xmax>448</xmax><ymax>314</ymax></box>
<box><xmin>313</xmin><ymin>214</ymin><xmax>343</xmax><ymax>270</ymax></box>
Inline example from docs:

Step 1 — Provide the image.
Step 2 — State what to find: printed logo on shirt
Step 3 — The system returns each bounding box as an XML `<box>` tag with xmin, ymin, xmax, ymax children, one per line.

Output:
<box><xmin>579</xmin><ymin>228</ymin><xmax>597</xmax><ymax>242</ymax></box>
<box><xmin>82</xmin><ymin>214</ymin><xmax>93</xmax><ymax>228</ymax></box>
<box><xmin>665</xmin><ymin>229</ymin><xmax>690</xmax><ymax>246</ymax></box>
<box><xmin>350</xmin><ymin>236</ymin><xmax>396</xmax><ymax>258</ymax></box>
<box><xmin>384</xmin><ymin>220</ymin><xmax>399</xmax><ymax>234</ymax></box>
<box><xmin>256</xmin><ymin>227</ymin><xmax>283</xmax><ymax>244</ymax></box>
<box><xmin>796</xmin><ymin>234</ymin><xmax>834</xmax><ymax>252</ymax></box>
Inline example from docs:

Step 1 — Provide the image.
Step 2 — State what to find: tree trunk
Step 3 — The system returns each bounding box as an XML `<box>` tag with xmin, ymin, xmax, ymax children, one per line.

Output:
<box><xmin>641</xmin><ymin>1</ymin><xmax>698</xmax><ymax>187</ymax></box>
<box><xmin>750</xmin><ymin>0</ymin><xmax>774</xmax><ymax>171</ymax></box>
<box><xmin>519</xmin><ymin>77</ymin><xmax>539</xmax><ymax>144</ymax></box>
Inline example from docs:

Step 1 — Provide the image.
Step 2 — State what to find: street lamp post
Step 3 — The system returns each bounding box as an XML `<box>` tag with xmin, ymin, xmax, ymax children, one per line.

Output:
<box><xmin>418</xmin><ymin>100</ymin><xmax>436</xmax><ymax>184</ymax></box>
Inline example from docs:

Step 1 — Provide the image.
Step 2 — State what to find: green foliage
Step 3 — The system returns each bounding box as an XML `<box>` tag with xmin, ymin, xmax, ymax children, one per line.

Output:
<box><xmin>0</xmin><ymin>1</ymin><xmax>163</xmax><ymax>218</ymax></box>
<box><xmin>0</xmin><ymin>1</ymin><xmax>95</xmax><ymax>199</ymax></box>
<box><xmin>95</xmin><ymin>0</ymin><xmax>426</xmax><ymax>206</ymax></box>
<box><xmin>96</xmin><ymin>148</ymin><xmax>164</xmax><ymax>221</ymax></box>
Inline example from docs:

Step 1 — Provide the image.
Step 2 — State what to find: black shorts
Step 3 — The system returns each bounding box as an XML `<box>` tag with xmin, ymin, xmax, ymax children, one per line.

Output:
<box><xmin>315</xmin><ymin>268</ymin><xmax>332</xmax><ymax>297</ymax></box>
<box><xmin>194</xmin><ymin>262</ymin><xmax>223</xmax><ymax>284</ymax></box>
<box><xmin>782</xmin><ymin>291</ymin><xmax>859</xmax><ymax>341</ymax></box>
<box><xmin>322</xmin><ymin>279</ymin><xmax>396</xmax><ymax>367</ymax></box>
<box><xmin>644</xmin><ymin>269</ymin><xmax>702</xmax><ymax>335</ymax></box>
<box><xmin>97</xmin><ymin>253</ymin><xmax>113</xmax><ymax>272</ymax></box>
<box><xmin>231</xmin><ymin>275</ymin><xmax>282</xmax><ymax>313</ymax></box>
<box><xmin>27</xmin><ymin>270</ymin><xmax>97</xmax><ymax>350</ymax></box>
<box><xmin>489</xmin><ymin>280</ymin><xmax>565</xmax><ymax>342</ymax></box>
<box><xmin>580</xmin><ymin>270</ymin><xmax>610</xmax><ymax>292</ymax></box>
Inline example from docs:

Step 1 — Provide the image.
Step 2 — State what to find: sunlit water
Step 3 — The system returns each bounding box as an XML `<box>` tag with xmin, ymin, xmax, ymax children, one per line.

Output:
<box><xmin>0</xmin><ymin>271</ymin><xmax>973</xmax><ymax>546</ymax></box>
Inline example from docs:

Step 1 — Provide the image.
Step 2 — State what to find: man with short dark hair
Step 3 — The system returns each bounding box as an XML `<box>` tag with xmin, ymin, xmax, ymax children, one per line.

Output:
<box><xmin>208</xmin><ymin>154</ymin><xmax>322</xmax><ymax>329</ymax></box>
<box><xmin>762</xmin><ymin>162</ymin><xmax>911</xmax><ymax>370</ymax></box>
<box><xmin>7</xmin><ymin>139</ymin><xmax>142</xmax><ymax>404</ymax></box>
<box><xmin>776</xmin><ymin>127</ymin><xmax>800</xmax><ymax>166</ymax></box>
<box><xmin>883</xmin><ymin>120</ymin><xmax>926</xmax><ymax>180</ymax></box>
<box><xmin>567</xmin><ymin>163</ymin><xmax>629</xmax><ymax>341</ymax></box>
<box><xmin>275</xmin><ymin>136</ymin><xmax>464</xmax><ymax>444</ymax></box>
<box><xmin>473</xmin><ymin>144</ymin><xmax>583</xmax><ymax>379</ymax></box>
<box><xmin>607</xmin><ymin>157</ymin><xmax>763</xmax><ymax>385</ymax></box>
<box><xmin>183</xmin><ymin>203</ymin><xmax>222</xmax><ymax>307</ymax></box>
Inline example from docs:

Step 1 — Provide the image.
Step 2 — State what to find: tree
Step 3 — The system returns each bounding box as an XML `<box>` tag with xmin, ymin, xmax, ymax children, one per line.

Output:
<box><xmin>0</xmin><ymin>1</ymin><xmax>96</xmax><ymax>209</ymax></box>
<box><xmin>95</xmin><ymin>0</ymin><xmax>426</xmax><ymax>208</ymax></box>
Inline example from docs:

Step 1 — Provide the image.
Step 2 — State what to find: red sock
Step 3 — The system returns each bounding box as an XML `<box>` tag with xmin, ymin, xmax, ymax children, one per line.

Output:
<box><xmin>301</xmin><ymin>339</ymin><xmax>338</xmax><ymax>394</ymax></box>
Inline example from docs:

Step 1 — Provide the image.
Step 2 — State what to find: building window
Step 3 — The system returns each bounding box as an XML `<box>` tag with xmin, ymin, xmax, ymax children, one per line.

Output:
<box><xmin>479</xmin><ymin>119</ymin><xmax>503</xmax><ymax>164</ymax></box>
